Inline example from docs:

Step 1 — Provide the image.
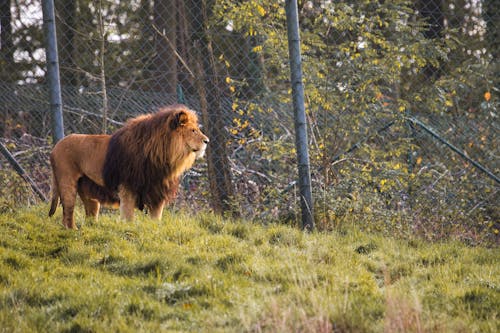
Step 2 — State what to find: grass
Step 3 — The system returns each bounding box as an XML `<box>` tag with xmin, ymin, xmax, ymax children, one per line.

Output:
<box><xmin>0</xmin><ymin>205</ymin><xmax>498</xmax><ymax>332</ymax></box>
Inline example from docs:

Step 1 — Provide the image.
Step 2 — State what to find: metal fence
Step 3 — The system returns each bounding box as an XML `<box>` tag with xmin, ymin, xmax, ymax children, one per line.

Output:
<box><xmin>0</xmin><ymin>0</ymin><xmax>498</xmax><ymax>243</ymax></box>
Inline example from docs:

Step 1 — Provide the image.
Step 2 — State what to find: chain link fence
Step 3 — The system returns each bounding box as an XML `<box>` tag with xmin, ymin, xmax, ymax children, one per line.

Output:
<box><xmin>0</xmin><ymin>0</ymin><xmax>498</xmax><ymax>243</ymax></box>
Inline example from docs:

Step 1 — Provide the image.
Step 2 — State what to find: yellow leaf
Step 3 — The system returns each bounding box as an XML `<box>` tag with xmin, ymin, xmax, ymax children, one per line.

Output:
<box><xmin>416</xmin><ymin>156</ymin><xmax>422</xmax><ymax>165</ymax></box>
<box><xmin>445</xmin><ymin>99</ymin><xmax>453</xmax><ymax>107</ymax></box>
<box><xmin>484</xmin><ymin>91</ymin><xmax>491</xmax><ymax>101</ymax></box>
<box><xmin>229</xmin><ymin>86</ymin><xmax>235</xmax><ymax>93</ymax></box>
<box><xmin>225</xmin><ymin>77</ymin><xmax>231</xmax><ymax>84</ymax></box>
<box><xmin>256</xmin><ymin>4</ymin><xmax>266</xmax><ymax>16</ymax></box>
<box><xmin>252</xmin><ymin>45</ymin><xmax>263</xmax><ymax>53</ymax></box>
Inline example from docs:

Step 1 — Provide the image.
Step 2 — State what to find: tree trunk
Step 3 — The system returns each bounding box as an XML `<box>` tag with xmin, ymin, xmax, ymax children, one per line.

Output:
<box><xmin>0</xmin><ymin>0</ymin><xmax>13</xmax><ymax>136</ymax></box>
<box><xmin>0</xmin><ymin>0</ymin><xmax>13</xmax><ymax>73</ymax></box>
<box><xmin>417</xmin><ymin>0</ymin><xmax>444</xmax><ymax>79</ymax></box>
<box><xmin>153</xmin><ymin>0</ymin><xmax>177</xmax><ymax>94</ymax></box>
<box><xmin>176</xmin><ymin>0</ymin><xmax>194</xmax><ymax>95</ymax></box>
<box><xmin>191</xmin><ymin>0</ymin><xmax>236</xmax><ymax>215</ymax></box>
<box><xmin>56</xmin><ymin>0</ymin><xmax>77</xmax><ymax>86</ymax></box>
<box><xmin>484</xmin><ymin>0</ymin><xmax>499</xmax><ymax>85</ymax></box>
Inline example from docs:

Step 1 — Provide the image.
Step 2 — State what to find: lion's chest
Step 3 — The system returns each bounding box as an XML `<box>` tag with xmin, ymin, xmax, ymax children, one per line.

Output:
<box><xmin>168</xmin><ymin>152</ymin><xmax>196</xmax><ymax>181</ymax></box>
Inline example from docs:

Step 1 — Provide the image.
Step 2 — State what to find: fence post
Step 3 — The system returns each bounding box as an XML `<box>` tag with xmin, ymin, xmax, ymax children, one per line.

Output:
<box><xmin>285</xmin><ymin>0</ymin><xmax>314</xmax><ymax>230</ymax></box>
<box><xmin>42</xmin><ymin>0</ymin><xmax>64</xmax><ymax>143</ymax></box>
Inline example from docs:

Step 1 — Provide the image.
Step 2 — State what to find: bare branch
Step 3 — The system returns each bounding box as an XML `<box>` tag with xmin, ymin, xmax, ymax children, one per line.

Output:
<box><xmin>152</xmin><ymin>23</ymin><xmax>195</xmax><ymax>78</ymax></box>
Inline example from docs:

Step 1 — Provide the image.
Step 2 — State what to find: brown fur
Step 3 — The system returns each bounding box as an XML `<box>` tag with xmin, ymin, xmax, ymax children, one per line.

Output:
<box><xmin>77</xmin><ymin>176</ymin><xmax>120</xmax><ymax>218</ymax></box>
<box><xmin>48</xmin><ymin>134</ymin><xmax>110</xmax><ymax>229</ymax></box>
<box><xmin>48</xmin><ymin>104</ymin><xmax>208</xmax><ymax>229</ymax></box>
<box><xmin>103</xmin><ymin>105</ymin><xmax>208</xmax><ymax>216</ymax></box>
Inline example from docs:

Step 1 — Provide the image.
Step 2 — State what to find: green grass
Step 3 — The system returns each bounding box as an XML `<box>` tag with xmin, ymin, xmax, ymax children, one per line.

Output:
<box><xmin>0</xmin><ymin>205</ymin><xmax>498</xmax><ymax>332</ymax></box>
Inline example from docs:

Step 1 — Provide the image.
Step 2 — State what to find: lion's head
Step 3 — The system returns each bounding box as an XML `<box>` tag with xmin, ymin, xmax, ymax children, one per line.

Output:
<box><xmin>168</xmin><ymin>109</ymin><xmax>209</xmax><ymax>160</ymax></box>
<box><xmin>103</xmin><ymin>105</ymin><xmax>209</xmax><ymax>209</ymax></box>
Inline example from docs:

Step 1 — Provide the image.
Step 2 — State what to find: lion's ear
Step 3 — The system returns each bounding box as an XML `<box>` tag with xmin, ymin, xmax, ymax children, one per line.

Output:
<box><xmin>171</xmin><ymin>111</ymin><xmax>189</xmax><ymax>130</ymax></box>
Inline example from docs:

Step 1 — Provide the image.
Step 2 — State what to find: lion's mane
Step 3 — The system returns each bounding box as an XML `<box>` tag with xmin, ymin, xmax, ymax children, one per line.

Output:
<box><xmin>103</xmin><ymin>105</ymin><xmax>197</xmax><ymax>209</ymax></box>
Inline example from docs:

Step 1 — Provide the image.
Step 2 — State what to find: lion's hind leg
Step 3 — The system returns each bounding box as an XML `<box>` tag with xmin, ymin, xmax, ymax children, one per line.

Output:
<box><xmin>59</xmin><ymin>181</ymin><xmax>79</xmax><ymax>230</ymax></box>
<box><xmin>49</xmin><ymin>155</ymin><xmax>79</xmax><ymax>229</ymax></box>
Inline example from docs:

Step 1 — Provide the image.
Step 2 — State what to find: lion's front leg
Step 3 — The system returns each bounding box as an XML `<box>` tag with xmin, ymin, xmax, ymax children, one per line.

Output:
<box><xmin>118</xmin><ymin>185</ymin><xmax>136</xmax><ymax>221</ymax></box>
<box><xmin>149</xmin><ymin>200</ymin><xmax>165</xmax><ymax>220</ymax></box>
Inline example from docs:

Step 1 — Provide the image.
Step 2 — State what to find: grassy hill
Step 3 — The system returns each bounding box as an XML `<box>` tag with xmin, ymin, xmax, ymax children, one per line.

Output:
<box><xmin>0</xmin><ymin>205</ymin><xmax>498</xmax><ymax>332</ymax></box>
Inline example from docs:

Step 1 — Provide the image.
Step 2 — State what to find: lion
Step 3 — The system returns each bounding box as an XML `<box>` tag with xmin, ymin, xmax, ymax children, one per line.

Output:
<box><xmin>48</xmin><ymin>105</ymin><xmax>209</xmax><ymax>229</ymax></box>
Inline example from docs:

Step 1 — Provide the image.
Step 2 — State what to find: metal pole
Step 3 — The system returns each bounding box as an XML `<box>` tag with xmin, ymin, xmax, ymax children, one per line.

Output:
<box><xmin>285</xmin><ymin>0</ymin><xmax>314</xmax><ymax>230</ymax></box>
<box><xmin>42</xmin><ymin>0</ymin><xmax>64</xmax><ymax>143</ymax></box>
<box><xmin>409</xmin><ymin>117</ymin><xmax>500</xmax><ymax>184</ymax></box>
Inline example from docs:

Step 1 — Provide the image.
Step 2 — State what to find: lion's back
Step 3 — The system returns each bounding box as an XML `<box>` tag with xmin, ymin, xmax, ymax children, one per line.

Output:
<box><xmin>51</xmin><ymin>134</ymin><xmax>111</xmax><ymax>185</ymax></box>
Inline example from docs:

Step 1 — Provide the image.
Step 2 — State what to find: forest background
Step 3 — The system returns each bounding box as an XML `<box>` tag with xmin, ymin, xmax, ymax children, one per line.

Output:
<box><xmin>0</xmin><ymin>0</ymin><xmax>498</xmax><ymax>244</ymax></box>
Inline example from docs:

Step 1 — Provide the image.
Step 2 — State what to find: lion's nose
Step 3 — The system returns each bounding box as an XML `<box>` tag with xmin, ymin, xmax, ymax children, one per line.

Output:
<box><xmin>204</xmin><ymin>138</ymin><xmax>209</xmax><ymax>144</ymax></box>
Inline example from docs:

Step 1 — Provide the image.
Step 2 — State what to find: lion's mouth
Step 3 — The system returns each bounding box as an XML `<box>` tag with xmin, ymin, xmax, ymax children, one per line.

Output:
<box><xmin>192</xmin><ymin>145</ymin><xmax>207</xmax><ymax>158</ymax></box>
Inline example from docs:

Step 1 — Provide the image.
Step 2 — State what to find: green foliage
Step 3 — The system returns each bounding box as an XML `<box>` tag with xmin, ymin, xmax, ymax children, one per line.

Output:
<box><xmin>0</xmin><ymin>138</ymin><xmax>51</xmax><ymax>210</ymax></box>
<box><xmin>0</xmin><ymin>206</ymin><xmax>499</xmax><ymax>332</ymax></box>
<box><xmin>0</xmin><ymin>168</ymin><xmax>37</xmax><ymax>212</ymax></box>
<box><xmin>212</xmin><ymin>0</ymin><xmax>498</xmax><ymax>242</ymax></box>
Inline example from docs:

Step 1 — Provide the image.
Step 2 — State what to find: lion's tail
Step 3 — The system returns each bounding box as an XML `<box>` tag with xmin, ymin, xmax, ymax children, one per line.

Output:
<box><xmin>48</xmin><ymin>156</ymin><xmax>59</xmax><ymax>217</ymax></box>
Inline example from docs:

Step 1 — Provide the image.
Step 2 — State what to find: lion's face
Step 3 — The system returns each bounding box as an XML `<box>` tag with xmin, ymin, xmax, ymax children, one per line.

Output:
<box><xmin>172</xmin><ymin>110</ymin><xmax>209</xmax><ymax>158</ymax></box>
<box><xmin>184</xmin><ymin>125</ymin><xmax>209</xmax><ymax>158</ymax></box>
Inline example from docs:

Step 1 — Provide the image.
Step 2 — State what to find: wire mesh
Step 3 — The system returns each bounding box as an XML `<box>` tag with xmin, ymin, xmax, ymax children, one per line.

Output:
<box><xmin>0</xmin><ymin>0</ymin><xmax>498</xmax><ymax>243</ymax></box>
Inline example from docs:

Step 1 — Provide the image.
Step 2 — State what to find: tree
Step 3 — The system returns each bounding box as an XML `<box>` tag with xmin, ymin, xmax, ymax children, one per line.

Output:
<box><xmin>55</xmin><ymin>0</ymin><xmax>77</xmax><ymax>86</ymax></box>
<box><xmin>0</xmin><ymin>0</ymin><xmax>13</xmax><ymax>74</ymax></box>
<box><xmin>191</xmin><ymin>0</ymin><xmax>235</xmax><ymax>215</ymax></box>
<box><xmin>0</xmin><ymin>0</ymin><xmax>13</xmax><ymax>136</ymax></box>
<box><xmin>484</xmin><ymin>0</ymin><xmax>499</xmax><ymax>90</ymax></box>
<box><xmin>152</xmin><ymin>0</ymin><xmax>177</xmax><ymax>94</ymax></box>
<box><xmin>417</xmin><ymin>0</ymin><xmax>444</xmax><ymax>79</ymax></box>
